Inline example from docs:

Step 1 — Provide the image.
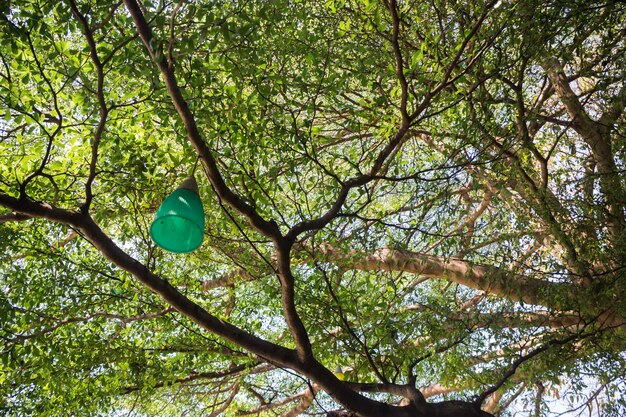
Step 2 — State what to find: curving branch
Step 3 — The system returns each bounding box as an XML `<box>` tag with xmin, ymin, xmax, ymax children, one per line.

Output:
<box><xmin>121</xmin><ymin>0</ymin><xmax>280</xmax><ymax>240</ymax></box>
<box><xmin>280</xmin><ymin>1</ymin><xmax>501</xmax><ymax>241</ymax></box>
<box><xmin>279</xmin><ymin>385</ymin><xmax>316</xmax><ymax>417</ymax></box>
<box><xmin>120</xmin><ymin>0</ymin><xmax>315</xmax><ymax>362</ymax></box>
<box><xmin>474</xmin><ymin>333</ymin><xmax>580</xmax><ymax>406</ymax></box>
<box><xmin>315</xmin><ymin>244</ymin><xmax>577</xmax><ymax>309</ymax></box>
<box><xmin>403</xmin><ymin>306</ymin><xmax>599</xmax><ymax>332</ymax></box>
<box><xmin>18</xmin><ymin>28</ymin><xmax>63</xmax><ymax>196</ymax></box>
<box><xmin>425</xmin><ymin>189</ymin><xmax>492</xmax><ymax>254</ymax></box>
<box><xmin>207</xmin><ymin>384</ymin><xmax>239</xmax><ymax>417</ymax></box>
<box><xmin>0</xmin><ymin>191</ymin><xmax>298</xmax><ymax>368</ymax></box>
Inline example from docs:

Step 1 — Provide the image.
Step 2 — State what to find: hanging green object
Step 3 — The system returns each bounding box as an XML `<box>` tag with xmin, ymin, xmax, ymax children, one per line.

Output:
<box><xmin>150</xmin><ymin>175</ymin><xmax>205</xmax><ymax>253</ymax></box>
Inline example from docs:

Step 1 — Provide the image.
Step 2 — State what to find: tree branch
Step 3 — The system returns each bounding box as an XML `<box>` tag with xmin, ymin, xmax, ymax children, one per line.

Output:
<box><xmin>0</xmin><ymin>212</ymin><xmax>31</xmax><ymax>223</ymax></box>
<box><xmin>238</xmin><ymin>384</ymin><xmax>318</xmax><ymax>417</ymax></box>
<box><xmin>388</xmin><ymin>0</ymin><xmax>409</xmax><ymax>123</ymax></box>
<box><xmin>0</xmin><ymin>192</ymin><xmax>409</xmax><ymax>417</ymax></box>
<box><xmin>316</xmin><ymin>244</ymin><xmax>577</xmax><ymax>309</ymax></box>
<box><xmin>207</xmin><ymin>384</ymin><xmax>239</xmax><ymax>417</ymax></box>
<box><xmin>121</xmin><ymin>0</ymin><xmax>280</xmax><ymax>240</ymax></box>
<box><xmin>123</xmin><ymin>364</ymin><xmax>248</xmax><ymax>394</ymax></box>
<box><xmin>0</xmin><ymin>191</ymin><xmax>298</xmax><ymax>367</ymax></box>
<box><xmin>8</xmin><ymin>308</ymin><xmax>174</xmax><ymax>344</ymax></box>
<box><xmin>279</xmin><ymin>384</ymin><xmax>317</xmax><ymax>417</ymax></box>
<box><xmin>474</xmin><ymin>333</ymin><xmax>580</xmax><ymax>406</ymax></box>
<box><xmin>543</xmin><ymin>57</ymin><xmax>625</xmax><ymax>240</ymax></box>
<box><xmin>68</xmin><ymin>0</ymin><xmax>109</xmax><ymax>213</ymax></box>
<box><xmin>121</xmin><ymin>0</ymin><xmax>316</xmax><ymax>363</ymax></box>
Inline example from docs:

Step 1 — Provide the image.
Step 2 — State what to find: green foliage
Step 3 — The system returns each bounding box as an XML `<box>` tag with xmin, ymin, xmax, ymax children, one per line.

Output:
<box><xmin>1</xmin><ymin>0</ymin><xmax>625</xmax><ymax>416</ymax></box>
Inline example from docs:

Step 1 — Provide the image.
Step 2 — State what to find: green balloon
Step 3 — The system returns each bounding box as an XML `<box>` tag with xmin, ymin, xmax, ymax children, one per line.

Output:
<box><xmin>150</xmin><ymin>185</ymin><xmax>205</xmax><ymax>253</ymax></box>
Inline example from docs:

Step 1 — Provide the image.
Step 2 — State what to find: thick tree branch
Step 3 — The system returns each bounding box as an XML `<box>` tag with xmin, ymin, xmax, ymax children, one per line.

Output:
<box><xmin>403</xmin><ymin>306</ymin><xmax>604</xmax><ymax>332</ymax></box>
<box><xmin>121</xmin><ymin>0</ymin><xmax>314</xmax><ymax>363</ymax></box>
<box><xmin>0</xmin><ymin>212</ymin><xmax>31</xmax><ymax>223</ymax></box>
<box><xmin>316</xmin><ymin>244</ymin><xmax>577</xmax><ymax>309</ymax></box>
<box><xmin>420</xmin><ymin>383</ymin><xmax>455</xmax><ymax>399</ymax></box>
<box><xmin>274</xmin><ymin>243</ymin><xmax>314</xmax><ymax>360</ymax></box>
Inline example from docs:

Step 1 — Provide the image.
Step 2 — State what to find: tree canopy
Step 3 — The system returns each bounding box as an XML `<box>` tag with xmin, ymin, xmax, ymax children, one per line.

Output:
<box><xmin>1</xmin><ymin>0</ymin><xmax>625</xmax><ymax>416</ymax></box>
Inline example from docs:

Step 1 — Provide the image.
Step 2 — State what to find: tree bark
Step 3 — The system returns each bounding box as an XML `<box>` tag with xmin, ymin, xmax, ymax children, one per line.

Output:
<box><xmin>327</xmin><ymin>400</ymin><xmax>494</xmax><ymax>417</ymax></box>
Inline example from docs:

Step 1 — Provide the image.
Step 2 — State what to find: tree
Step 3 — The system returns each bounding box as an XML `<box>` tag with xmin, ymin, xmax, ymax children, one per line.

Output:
<box><xmin>1</xmin><ymin>0</ymin><xmax>625</xmax><ymax>415</ymax></box>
